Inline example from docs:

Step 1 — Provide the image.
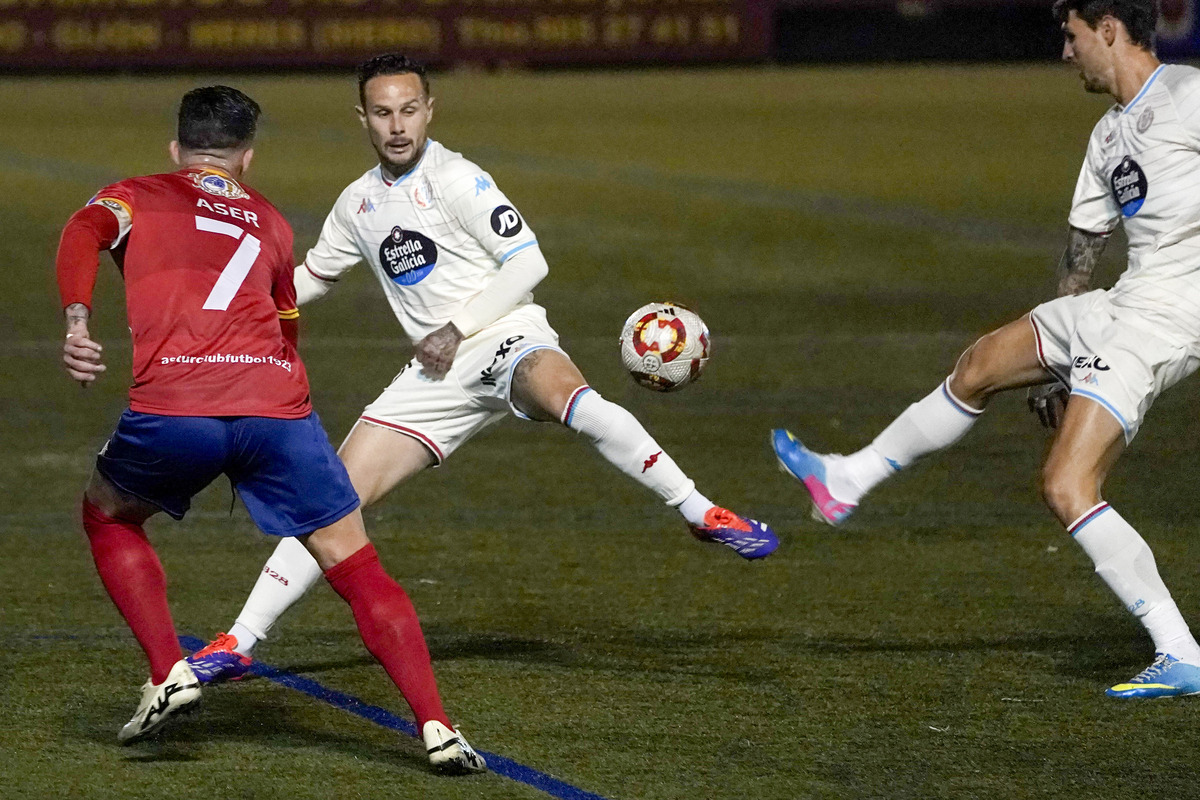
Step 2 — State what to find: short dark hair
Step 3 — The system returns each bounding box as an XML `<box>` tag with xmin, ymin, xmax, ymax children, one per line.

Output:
<box><xmin>357</xmin><ymin>53</ymin><xmax>430</xmax><ymax>106</ymax></box>
<box><xmin>177</xmin><ymin>86</ymin><xmax>260</xmax><ymax>151</ymax></box>
<box><xmin>1052</xmin><ymin>0</ymin><xmax>1159</xmax><ymax>49</ymax></box>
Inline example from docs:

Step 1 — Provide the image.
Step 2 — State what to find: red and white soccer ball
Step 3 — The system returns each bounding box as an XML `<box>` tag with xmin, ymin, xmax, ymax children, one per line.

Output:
<box><xmin>619</xmin><ymin>302</ymin><xmax>710</xmax><ymax>392</ymax></box>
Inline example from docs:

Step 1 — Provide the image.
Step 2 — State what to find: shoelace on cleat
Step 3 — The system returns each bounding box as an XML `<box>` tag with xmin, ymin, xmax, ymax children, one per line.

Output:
<box><xmin>1132</xmin><ymin>654</ymin><xmax>1174</xmax><ymax>682</ymax></box>
<box><xmin>193</xmin><ymin>633</ymin><xmax>238</xmax><ymax>658</ymax></box>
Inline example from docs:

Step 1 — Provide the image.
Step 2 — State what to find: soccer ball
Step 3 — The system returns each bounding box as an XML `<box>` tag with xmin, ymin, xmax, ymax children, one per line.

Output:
<box><xmin>619</xmin><ymin>302</ymin><xmax>710</xmax><ymax>392</ymax></box>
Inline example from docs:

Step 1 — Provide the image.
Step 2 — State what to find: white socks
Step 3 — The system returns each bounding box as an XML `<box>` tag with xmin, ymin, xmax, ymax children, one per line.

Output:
<box><xmin>562</xmin><ymin>387</ymin><xmax>699</xmax><ymax>513</ymax></box>
<box><xmin>829</xmin><ymin>379</ymin><xmax>982</xmax><ymax>503</ymax></box>
<box><xmin>1068</xmin><ymin>503</ymin><xmax>1200</xmax><ymax>663</ymax></box>
<box><xmin>231</xmin><ymin>535</ymin><xmax>323</xmax><ymax>656</ymax></box>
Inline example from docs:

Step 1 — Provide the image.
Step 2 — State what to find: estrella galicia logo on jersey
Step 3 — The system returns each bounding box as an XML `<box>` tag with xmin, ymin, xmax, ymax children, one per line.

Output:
<box><xmin>379</xmin><ymin>226</ymin><xmax>438</xmax><ymax>285</ymax></box>
<box><xmin>193</xmin><ymin>171</ymin><xmax>249</xmax><ymax>200</ymax></box>
<box><xmin>1110</xmin><ymin>156</ymin><xmax>1148</xmax><ymax>217</ymax></box>
<box><xmin>490</xmin><ymin>205</ymin><xmax>523</xmax><ymax>237</ymax></box>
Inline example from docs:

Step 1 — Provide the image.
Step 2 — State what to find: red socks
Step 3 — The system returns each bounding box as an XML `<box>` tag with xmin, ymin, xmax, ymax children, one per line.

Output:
<box><xmin>81</xmin><ymin>498</ymin><xmax>180</xmax><ymax>684</ymax></box>
<box><xmin>325</xmin><ymin>544</ymin><xmax>452</xmax><ymax>730</ymax></box>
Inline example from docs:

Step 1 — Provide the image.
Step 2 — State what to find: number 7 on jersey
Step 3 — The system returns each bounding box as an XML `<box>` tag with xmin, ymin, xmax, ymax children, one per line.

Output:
<box><xmin>196</xmin><ymin>215</ymin><xmax>262</xmax><ymax>311</ymax></box>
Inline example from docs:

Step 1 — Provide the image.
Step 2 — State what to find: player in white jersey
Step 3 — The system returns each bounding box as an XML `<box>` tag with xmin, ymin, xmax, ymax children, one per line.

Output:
<box><xmin>773</xmin><ymin>0</ymin><xmax>1200</xmax><ymax>698</ymax></box>
<box><xmin>187</xmin><ymin>54</ymin><xmax>777</xmax><ymax>685</ymax></box>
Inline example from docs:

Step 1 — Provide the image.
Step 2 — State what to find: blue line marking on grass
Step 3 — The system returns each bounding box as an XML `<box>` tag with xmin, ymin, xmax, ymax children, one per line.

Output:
<box><xmin>179</xmin><ymin>635</ymin><xmax>612</xmax><ymax>800</ymax></box>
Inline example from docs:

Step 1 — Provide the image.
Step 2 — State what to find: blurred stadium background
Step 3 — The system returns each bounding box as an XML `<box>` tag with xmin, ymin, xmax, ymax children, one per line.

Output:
<box><xmin>5</xmin><ymin>1</ymin><xmax>1200</xmax><ymax>798</ymax></box>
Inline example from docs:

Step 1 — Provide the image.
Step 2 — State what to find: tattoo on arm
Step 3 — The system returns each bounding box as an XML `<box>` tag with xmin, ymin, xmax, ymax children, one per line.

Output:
<box><xmin>64</xmin><ymin>302</ymin><xmax>90</xmax><ymax>327</ymax></box>
<box><xmin>1056</xmin><ymin>227</ymin><xmax>1108</xmax><ymax>297</ymax></box>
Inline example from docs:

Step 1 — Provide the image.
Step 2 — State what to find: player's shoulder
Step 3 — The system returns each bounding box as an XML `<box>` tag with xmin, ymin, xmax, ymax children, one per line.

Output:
<box><xmin>1155</xmin><ymin>63</ymin><xmax>1200</xmax><ymax>103</ymax></box>
<box><xmin>423</xmin><ymin>140</ymin><xmax>491</xmax><ymax>189</ymax></box>
<box><xmin>332</xmin><ymin>165</ymin><xmax>388</xmax><ymax>210</ymax></box>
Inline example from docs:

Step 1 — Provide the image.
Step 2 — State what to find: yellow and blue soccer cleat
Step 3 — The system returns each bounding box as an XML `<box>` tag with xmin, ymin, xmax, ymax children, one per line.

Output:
<box><xmin>1106</xmin><ymin>653</ymin><xmax>1200</xmax><ymax>699</ymax></box>
<box><xmin>771</xmin><ymin>429</ymin><xmax>857</xmax><ymax>526</ymax></box>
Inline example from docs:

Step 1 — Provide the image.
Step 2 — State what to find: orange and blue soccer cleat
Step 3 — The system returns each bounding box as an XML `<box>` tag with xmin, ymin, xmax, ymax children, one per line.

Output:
<box><xmin>186</xmin><ymin>633</ymin><xmax>253</xmax><ymax>685</ymax></box>
<box><xmin>690</xmin><ymin>506</ymin><xmax>778</xmax><ymax>559</ymax></box>
<box><xmin>771</xmin><ymin>429</ymin><xmax>857</xmax><ymax>526</ymax></box>
<box><xmin>1106</xmin><ymin>653</ymin><xmax>1200</xmax><ymax>699</ymax></box>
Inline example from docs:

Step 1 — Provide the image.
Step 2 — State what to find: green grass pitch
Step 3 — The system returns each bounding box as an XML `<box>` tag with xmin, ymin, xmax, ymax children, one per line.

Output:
<box><xmin>3</xmin><ymin>65</ymin><xmax>1200</xmax><ymax>798</ymax></box>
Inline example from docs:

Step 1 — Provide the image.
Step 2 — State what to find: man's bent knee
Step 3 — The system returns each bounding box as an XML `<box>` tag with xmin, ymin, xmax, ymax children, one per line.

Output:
<box><xmin>301</xmin><ymin>508</ymin><xmax>370</xmax><ymax>572</ymax></box>
<box><xmin>1040</xmin><ymin>463</ymin><xmax>1100</xmax><ymax>526</ymax></box>
<box><xmin>511</xmin><ymin>349</ymin><xmax>587</xmax><ymax>423</ymax></box>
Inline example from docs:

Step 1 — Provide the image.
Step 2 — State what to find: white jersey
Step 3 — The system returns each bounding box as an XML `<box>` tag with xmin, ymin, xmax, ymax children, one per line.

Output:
<box><xmin>303</xmin><ymin>140</ymin><xmax>541</xmax><ymax>343</ymax></box>
<box><xmin>1070</xmin><ymin>64</ymin><xmax>1200</xmax><ymax>350</ymax></box>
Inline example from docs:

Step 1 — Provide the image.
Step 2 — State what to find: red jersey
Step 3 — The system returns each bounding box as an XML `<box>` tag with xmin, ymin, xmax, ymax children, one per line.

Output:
<box><xmin>77</xmin><ymin>168</ymin><xmax>311</xmax><ymax>418</ymax></box>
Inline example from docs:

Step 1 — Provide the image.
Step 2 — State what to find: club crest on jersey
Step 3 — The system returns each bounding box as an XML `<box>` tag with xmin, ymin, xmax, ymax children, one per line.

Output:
<box><xmin>379</xmin><ymin>226</ymin><xmax>438</xmax><ymax>286</ymax></box>
<box><xmin>490</xmin><ymin>205</ymin><xmax>523</xmax><ymax>237</ymax></box>
<box><xmin>413</xmin><ymin>176</ymin><xmax>435</xmax><ymax>210</ymax></box>
<box><xmin>1110</xmin><ymin>156</ymin><xmax>1147</xmax><ymax>217</ymax></box>
<box><xmin>1137</xmin><ymin>106</ymin><xmax>1154</xmax><ymax>133</ymax></box>
<box><xmin>193</xmin><ymin>172</ymin><xmax>249</xmax><ymax>200</ymax></box>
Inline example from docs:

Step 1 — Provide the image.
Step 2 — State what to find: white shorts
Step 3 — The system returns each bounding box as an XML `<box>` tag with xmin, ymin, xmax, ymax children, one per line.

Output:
<box><xmin>1029</xmin><ymin>289</ymin><xmax>1200</xmax><ymax>442</ymax></box>
<box><xmin>359</xmin><ymin>305</ymin><xmax>563</xmax><ymax>463</ymax></box>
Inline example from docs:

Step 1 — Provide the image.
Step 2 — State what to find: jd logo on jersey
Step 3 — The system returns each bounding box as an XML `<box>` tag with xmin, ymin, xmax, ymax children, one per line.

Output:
<box><xmin>1110</xmin><ymin>156</ymin><xmax>1148</xmax><ymax>217</ymax></box>
<box><xmin>490</xmin><ymin>205</ymin><xmax>523</xmax><ymax>237</ymax></box>
<box><xmin>379</xmin><ymin>226</ymin><xmax>438</xmax><ymax>286</ymax></box>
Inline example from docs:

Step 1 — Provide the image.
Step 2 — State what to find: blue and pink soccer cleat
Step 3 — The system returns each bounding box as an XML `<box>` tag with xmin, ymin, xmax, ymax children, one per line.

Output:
<box><xmin>689</xmin><ymin>506</ymin><xmax>778</xmax><ymax>559</ymax></box>
<box><xmin>186</xmin><ymin>633</ymin><xmax>253</xmax><ymax>685</ymax></box>
<box><xmin>1106</xmin><ymin>653</ymin><xmax>1200</xmax><ymax>698</ymax></box>
<box><xmin>771</xmin><ymin>429</ymin><xmax>857</xmax><ymax>526</ymax></box>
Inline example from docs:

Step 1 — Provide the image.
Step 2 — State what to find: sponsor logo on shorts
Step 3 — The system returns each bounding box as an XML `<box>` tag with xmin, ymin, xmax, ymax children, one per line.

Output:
<box><xmin>1073</xmin><ymin>355</ymin><xmax>1110</xmax><ymax>371</ymax></box>
<box><xmin>490</xmin><ymin>205</ymin><xmax>523</xmax><ymax>237</ymax></box>
<box><xmin>1110</xmin><ymin>156</ymin><xmax>1148</xmax><ymax>217</ymax></box>
<box><xmin>379</xmin><ymin>227</ymin><xmax>438</xmax><ymax>285</ymax></box>
<box><xmin>480</xmin><ymin>335</ymin><xmax>524</xmax><ymax>387</ymax></box>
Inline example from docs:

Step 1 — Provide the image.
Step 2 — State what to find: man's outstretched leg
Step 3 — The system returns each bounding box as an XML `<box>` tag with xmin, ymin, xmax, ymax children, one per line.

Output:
<box><xmin>511</xmin><ymin>349</ymin><xmax>777</xmax><ymax>559</ymax></box>
<box><xmin>302</xmin><ymin>509</ymin><xmax>486</xmax><ymax>773</ymax></box>
<box><xmin>1042</xmin><ymin>397</ymin><xmax>1200</xmax><ymax>698</ymax></box>
<box><xmin>188</xmin><ymin>426</ymin><xmax>433</xmax><ymax>681</ymax></box>
<box><xmin>81</xmin><ymin>472</ymin><xmax>201</xmax><ymax>744</ymax></box>
<box><xmin>772</xmin><ymin>315</ymin><xmax>1050</xmax><ymax>524</ymax></box>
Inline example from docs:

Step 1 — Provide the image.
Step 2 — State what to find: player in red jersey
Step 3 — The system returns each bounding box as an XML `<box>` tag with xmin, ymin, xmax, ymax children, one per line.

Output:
<box><xmin>56</xmin><ymin>86</ymin><xmax>485</xmax><ymax>772</ymax></box>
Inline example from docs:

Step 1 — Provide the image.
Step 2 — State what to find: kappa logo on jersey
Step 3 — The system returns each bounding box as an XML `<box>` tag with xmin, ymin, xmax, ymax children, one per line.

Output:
<box><xmin>379</xmin><ymin>226</ymin><xmax>438</xmax><ymax>286</ymax></box>
<box><xmin>479</xmin><ymin>335</ymin><xmax>525</xmax><ymax>387</ymax></box>
<box><xmin>357</xmin><ymin>198</ymin><xmax>376</xmax><ymax>214</ymax></box>
<box><xmin>1073</xmin><ymin>355</ymin><xmax>1111</xmax><ymax>371</ymax></box>
<box><xmin>474</xmin><ymin>176</ymin><xmax>492</xmax><ymax>196</ymax></box>
<box><xmin>193</xmin><ymin>172</ymin><xmax>249</xmax><ymax>200</ymax></box>
<box><xmin>1111</xmin><ymin>156</ymin><xmax>1148</xmax><ymax>217</ymax></box>
<box><xmin>490</xmin><ymin>205</ymin><xmax>523</xmax><ymax>237</ymax></box>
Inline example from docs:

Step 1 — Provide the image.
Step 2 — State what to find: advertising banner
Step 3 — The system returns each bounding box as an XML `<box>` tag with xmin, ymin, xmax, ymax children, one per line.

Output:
<box><xmin>0</xmin><ymin>0</ymin><xmax>772</xmax><ymax>70</ymax></box>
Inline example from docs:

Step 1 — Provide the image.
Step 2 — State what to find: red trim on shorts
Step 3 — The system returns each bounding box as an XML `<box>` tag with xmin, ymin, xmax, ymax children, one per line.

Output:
<box><xmin>359</xmin><ymin>416</ymin><xmax>445</xmax><ymax>463</ymax></box>
<box><xmin>1028</xmin><ymin>313</ymin><xmax>1069</xmax><ymax>385</ymax></box>
<box><xmin>305</xmin><ymin>261</ymin><xmax>338</xmax><ymax>283</ymax></box>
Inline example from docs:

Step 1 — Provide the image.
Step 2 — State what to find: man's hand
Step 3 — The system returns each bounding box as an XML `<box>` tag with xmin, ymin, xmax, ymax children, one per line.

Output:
<box><xmin>1027</xmin><ymin>383</ymin><xmax>1069</xmax><ymax>430</ymax></box>
<box><xmin>414</xmin><ymin>322</ymin><xmax>464</xmax><ymax>380</ymax></box>
<box><xmin>62</xmin><ymin>304</ymin><xmax>105</xmax><ymax>386</ymax></box>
